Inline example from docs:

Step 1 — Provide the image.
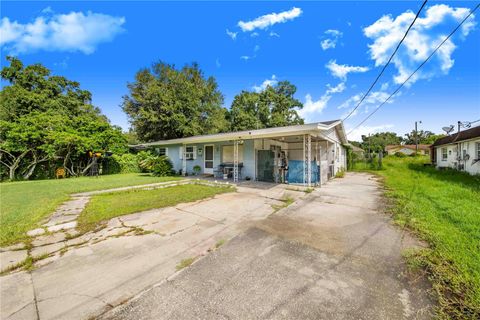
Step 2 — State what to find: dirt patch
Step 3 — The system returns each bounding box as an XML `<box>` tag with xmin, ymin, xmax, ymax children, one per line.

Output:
<box><xmin>251</xmin><ymin>215</ymin><xmax>345</xmax><ymax>256</ymax></box>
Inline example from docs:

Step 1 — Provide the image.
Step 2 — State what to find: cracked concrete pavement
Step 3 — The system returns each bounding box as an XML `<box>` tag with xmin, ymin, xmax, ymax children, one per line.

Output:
<box><xmin>1</xmin><ymin>173</ymin><xmax>433</xmax><ymax>319</ymax></box>
<box><xmin>103</xmin><ymin>173</ymin><xmax>434</xmax><ymax>320</ymax></box>
<box><xmin>1</xmin><ymin>181</ymin><xmax>302</xmax><ymax>320</ymax></box>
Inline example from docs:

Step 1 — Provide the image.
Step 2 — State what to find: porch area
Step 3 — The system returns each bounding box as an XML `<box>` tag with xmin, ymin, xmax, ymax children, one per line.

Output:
<box><xmin>180</xmin><ymin>133</ymin><xmax>345</xmax><ymax>187</ymax></box>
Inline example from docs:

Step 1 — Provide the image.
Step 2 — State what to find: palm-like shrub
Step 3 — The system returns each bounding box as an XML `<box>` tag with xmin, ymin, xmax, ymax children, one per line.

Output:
<box><xmin>139</xmin><ymin>155</ymin><xmax>174</xmax><ymax>176</ymax></box>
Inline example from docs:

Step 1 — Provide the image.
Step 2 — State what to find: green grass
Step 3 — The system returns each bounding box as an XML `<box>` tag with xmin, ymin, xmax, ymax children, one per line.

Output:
<box><xmin>77</xmin><ymin>184</ymin><xmax>234</xmax><ymax>232</ymax></box>
<box><xmin>215</xmin><ymin>239</ymin><xmax>226</xmax><ymax>249</ymax></box>
<box><xmin>271</xmin><ymin>196</ymin><xmax>294</xmax><ymax>212</ymax></box>
<box><xmin>0</xmin><ymin>173</ymin><xmax>181</xmax><ymax>246</ymax></box>
<box><xmin>354</xmin><ymin>156</ymin><xmax>480</xmax><ymax>319</ymax></box>
<box><xmin>176</xmin><ymin>257</ymin><xmax>196</xmax><ymax>270</ymax></box>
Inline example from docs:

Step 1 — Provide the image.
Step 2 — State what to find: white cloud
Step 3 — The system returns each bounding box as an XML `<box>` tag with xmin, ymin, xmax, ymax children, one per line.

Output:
<box><xmin>240</xmin><ymin>45</ymin><xmax>260</xmax><ymax>61</ymax></box>
<box><xmin>301</xmin><ymin>94</ymin><xmax>331</xmax><ymax>119</ymax></box>
<box><xmin>252</xmin><ymin>75</ymin><xmax>278</xmax><ymax>92</ymax></box>
<box><xmin>238</xmin><ymin>7</ymin><xmax>302</xmax><ymax>32</ymax></box>
<box><xmin>53</xmin><ymin>56</ymin><xmax>69</xmax><ymax>69</ymax></box>
<box><xmin>364</xmin><ymin>4</ymin><xmax>476</xmax><ymax>85</ymax></box>
<box><xmin>338</xmin><ymin>90</ymin><xmax>394</xmax><ymax>119</ymax></box>
<box><xmin>326</xmin><ymin>82</ymin><xmax>346</xmax><ymax>94</ymax></box>
<box><xmin>0</xmin><ymin>11</ymin><xmax>125</xmax><ymax>54</ymax></box>
<box><xmin>326</xmin><ymin>60</ymin><xmax>370</xmax><ymax>80</ymax></box>
<box><xmin>347</xmin><ymin>124</ymin><xmax>394</xmax><ymax>142</ymax></box>
<box><xmin>299</xmin><ymin>82</ymin><xmax>346</xmax><ymax>121</ymax></box>
<box><xmin>226</xmin><ymin>28</ymin><xmax>237</xmax><ymax>40</ymax></box>
<box><xmin>269</xmin><ymin>31</ymin><xmax>280</xmax><ymax>37</ymax></box>
<box><xmin>250</xmin><ymin>32</ymin><xmax>259</xmax><ymax>37</ymax></box>
<box><xmin>321</xmin><ymin>29</ymin><xmax>343</xmax><ymax>50</ymax></box>
<box><xmin>41</xmin><ymin>7</ymin><xmax>54</xmax><ymax>14</ymax></box>
<box><xmin>215</xmin><ymin>58</ymin><xmax>221</xmax><ymax>68</ymax></box>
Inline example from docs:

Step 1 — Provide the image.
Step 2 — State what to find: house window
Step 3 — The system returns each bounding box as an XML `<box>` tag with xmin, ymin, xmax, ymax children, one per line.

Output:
<box><xmin>441</xmin><ymin>147</ymin><xmax>447</xmax><ymax>161</ymax></box>
<box><xmin>155</xmin><ymin>147</ymin><xmax>168</xmax><ymax>156</ymax></box>
<box><xmin>185</xmin><ymin>146</ymin><xmax>195</xmax><ymax>160</ymax></box>
<box><xmin>476</xmin><ymin>142</ymin><xmax>480</xmax><ymax>160</ymax></box>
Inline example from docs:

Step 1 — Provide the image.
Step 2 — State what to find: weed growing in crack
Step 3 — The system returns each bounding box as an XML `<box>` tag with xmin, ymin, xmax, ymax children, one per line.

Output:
<box><xmin>176</xmin><ymin>257</ymin><xmax>196</xmax><ymax>270</ymax></box>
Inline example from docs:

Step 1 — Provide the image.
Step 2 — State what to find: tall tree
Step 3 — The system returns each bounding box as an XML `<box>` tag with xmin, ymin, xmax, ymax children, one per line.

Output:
<box><xmin>360</xmin><ymin>132</ymin><xmax>404</xmax><ymax>153</ymax></box>
<box><xmin>122</xmin><ymin>62</ymin><xmax>229</xmax><ymax>142</ymax></box>
<box><xmin>404</xmin><ymin>130</ymin><xmax>445</xmax><ymax>145</ymax></box>
<box><xmin>228</xmin><ymin>80</ymin><xmax>304</xmax><ymax>131</ymax></box>
<box><xmin>0</xmin><ymin>56</ymin><xmax>126</xmax><ymax>180</ymax></box>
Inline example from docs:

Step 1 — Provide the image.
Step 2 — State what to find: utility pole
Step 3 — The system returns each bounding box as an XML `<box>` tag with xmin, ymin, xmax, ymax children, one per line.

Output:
<box><xmin>415</xmin><ymin>120</ymin><xmax>422</xmax><ymax>154</ymax></box>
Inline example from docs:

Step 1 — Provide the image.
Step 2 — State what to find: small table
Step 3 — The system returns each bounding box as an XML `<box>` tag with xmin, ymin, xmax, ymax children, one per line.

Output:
<box><xmin>217</xmin><ymin>163</ymin><xmax>244</xmax><ymax>179</ymax></box>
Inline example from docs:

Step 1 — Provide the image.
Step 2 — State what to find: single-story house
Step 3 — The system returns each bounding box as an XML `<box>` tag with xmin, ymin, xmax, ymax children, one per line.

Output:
<box><xmin>431</xmin><ymin>125</ymin><xmax>480</xmax><ymax>175</ymax></box>
<box><xmin>136</xmin><ymin>120</ymin><xmax>348</xmax><ymax>186</ymax></box>
<box><xmin>385</xmin><ymin>144</ymin><xmax>431</xmax><ymax>156</ymax></box>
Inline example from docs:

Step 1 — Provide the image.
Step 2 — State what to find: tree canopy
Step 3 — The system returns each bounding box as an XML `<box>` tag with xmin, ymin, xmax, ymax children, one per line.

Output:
<box><xmin>358</xmin><ymin>132</ymin><xmax>404</xmax><ymax>153</ymax></box>
<box><xmin>228</xmin><ymin>81</ymin><xmax>304</xmax><ymax>131</ymax></box>
<box><xmin>122</xmin><ymin>62</ymin><xmax>229</xmax><ymax>142</ymax></box>
<box><xmin>404</xmin><ymin>130</ymin><xmax>445</xmax><ymax>145</ymax></box>
<box><xmin>0</xmin><ymin>57</ymin><xmax>126</xmax><ymax>180</ymax></box>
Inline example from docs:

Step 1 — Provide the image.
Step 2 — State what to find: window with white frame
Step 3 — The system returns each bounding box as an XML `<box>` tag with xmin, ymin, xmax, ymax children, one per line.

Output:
<box><xmin>179</xmin><ymin>146</ymin><xmax>196</xmax><ymax>160</ymax></box>
<box><xmin>441</xmin><ymin>147</ymin><xmax>447</xmax><ymax>160</ymax></box>
<box><xmin>155</xmin><ymin>147</ymin><xmax>168</xmax><ymax>156</ymax></box>
<box><xmin>476</xmin><ymin>142</ymin><xmax>480</xmax><ymax>160</ymax></box>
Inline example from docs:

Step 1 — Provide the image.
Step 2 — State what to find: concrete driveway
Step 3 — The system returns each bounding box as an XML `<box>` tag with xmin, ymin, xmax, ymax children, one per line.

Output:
<box><xmin>1</xmin><ymin>182</ymin><xmax>303</xmax><ymax>320</ymax></box>
<box><xmin>102</xmin><ymin>173</ymin><xmax>433</xmax><ymax>319</ymax></box>
<box><xmin>1</xmin><ymin>173</ymin><xmax>433</xmax><ymax>319</ymax></box>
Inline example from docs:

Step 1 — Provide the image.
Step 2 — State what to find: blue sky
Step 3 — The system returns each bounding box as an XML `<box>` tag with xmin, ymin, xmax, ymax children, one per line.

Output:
<box><xmin>1</xmin><ymin>1</ymin><xmax>479</xmax><ymax>141</ymax></box>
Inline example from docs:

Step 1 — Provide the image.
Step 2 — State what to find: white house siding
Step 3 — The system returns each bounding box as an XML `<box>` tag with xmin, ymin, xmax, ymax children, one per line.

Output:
<box><xmin>435</xmin><ymin>138</ymin><xmax>480</xmax><ymax>175</ymax></box>
<box><xmin>322</xmin><ymin>127</ymin><xmax>347</xmax><ymax>175</ymax></box>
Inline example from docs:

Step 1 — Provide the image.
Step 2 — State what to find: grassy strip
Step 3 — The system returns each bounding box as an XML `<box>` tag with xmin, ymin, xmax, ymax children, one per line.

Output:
<box><xmin>354</xmin><ymin>157</ymin><xmax>480</xmax><ymax>319</ymax></box>
<box><xmin>271</xmin><ymin>196</ymin><xmax>294</xmax><ymax>212</ymax></box>
<box><xmin>176</xmin><ymin>257</ymin><xmax>196</xmax><ymax>270</ymax></box>
<box><xmin>77</xmin><ymin>184</ymin><xmax>234</xmax><ymax>232</ymax></box>
<box><xmin>0</xmin><ymin>174</ymin><xmax>181</xmax><ymax>246</ymax></box>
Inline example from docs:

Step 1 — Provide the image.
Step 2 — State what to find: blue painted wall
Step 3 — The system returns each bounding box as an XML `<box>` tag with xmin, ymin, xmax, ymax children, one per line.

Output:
<box><xmin>158</xmin><ymin>140</ymin><xmax>256</xmax><ymax>179</ymax></box>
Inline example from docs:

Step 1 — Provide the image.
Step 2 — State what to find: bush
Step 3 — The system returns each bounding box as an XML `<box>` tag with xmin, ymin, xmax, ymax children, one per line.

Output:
<box><xmin>394</xmin><ymin>152</ymin><xmax>407</xmax><ymax>158</ymax></box>
<box><xmin>136</xmin><ymin>151</ymin><xmax>154</xmax><ymax>173</ymax></box>
<box><xmin>335</xmin><ymin>169</ymin><xmax>345</xmax><ymax>178</ymax></box>
<box><xmin>193</xmin><ymin>165</ymin><xmax>201</xmax><ymax>175</ymax></box>
<box><xmin>139</xmin><ymin>155</ymin><xmax>174</xmax><ymax>176</ymax></box>
<box><xmin>103</xmin><ymin>153</ymin><xmax>140</xmax><ymax>174</ymax></box>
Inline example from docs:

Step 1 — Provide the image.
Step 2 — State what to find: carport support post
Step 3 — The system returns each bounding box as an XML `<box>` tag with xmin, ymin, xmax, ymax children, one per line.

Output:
<box><xmin>182</xmin><ymin>144</ymin><xmax>187</xmax><ymax>176</ymax></box>
<box><xmin>303</xmin><ymin>134</ymin><xmax>312</xmax><ymax>187</ymax></box>
<box><xmin>233</xmin><ymin>140</ymin><xmax>239</xmax><ymax>182</ymax></box>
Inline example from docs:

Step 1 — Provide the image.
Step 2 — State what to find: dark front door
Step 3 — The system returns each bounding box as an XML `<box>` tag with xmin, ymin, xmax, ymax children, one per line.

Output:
<box><xmin>257</xmin><ymin>150</ymin><xmax>274</xmax><ymax>182</ymax></box>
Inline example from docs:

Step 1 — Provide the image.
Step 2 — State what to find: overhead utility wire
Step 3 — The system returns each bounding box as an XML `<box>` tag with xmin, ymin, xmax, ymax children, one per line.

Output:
<box><xmin>348</xmin><ymin>3</ymin><xmax>480</xmax><ymax>135</ymax></box>
<box><xmin>342</xmin><ymin>0</ymin><xmax>428</xmax><ymax>122</ymax></box>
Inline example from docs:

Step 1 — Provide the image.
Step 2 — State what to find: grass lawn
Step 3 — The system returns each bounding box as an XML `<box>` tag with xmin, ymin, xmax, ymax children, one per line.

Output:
<box><xmin>77</xmin><ymin>183</ymin><xmax>234</xmax><ymax>232</ymax></box>
<box><xmin>354</xmin><ymin>157</ymin><xmax>480</xmax><ymax>319</ymax></box>
<box><xmin>0</xmin><ymin>174</ymin><xmax>181</xmax><ymax>246</ymax></box>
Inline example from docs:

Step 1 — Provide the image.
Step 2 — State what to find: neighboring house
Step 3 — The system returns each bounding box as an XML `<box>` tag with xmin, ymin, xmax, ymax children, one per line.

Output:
<box><xmin>136</xmin><ymin>121</ymin><xmax>348</xmax><ymax>186</ymax></box>
<box><xmin>431</xmin><ymin>125</ymin><xmax>480</xmax><ymax>175</ymax></box>
<box><xmin>351</xmin><ymin>145</ymin><xmax>365</xmax><ymax>158</ymax></box>
<box><xmin>385</xmin><ymin>144</ymin><xmax>431</xmax><ymax>156</ymax></box>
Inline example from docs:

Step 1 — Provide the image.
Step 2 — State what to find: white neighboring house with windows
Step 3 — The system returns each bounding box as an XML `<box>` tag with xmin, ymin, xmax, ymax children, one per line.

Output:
<box><xmin>431</xmin><ymin>125</ymin><xmax>480</xmax><ymax>175</ymax></box>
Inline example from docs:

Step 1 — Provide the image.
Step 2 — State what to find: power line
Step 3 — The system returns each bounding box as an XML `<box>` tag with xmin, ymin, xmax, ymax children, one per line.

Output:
<box><xmin>342</xmin><ymin>0</ymin><xmax>428</xmax><ymax>122</ymax></box>
<box><xmin>348</xmin><ymin>2</ymin><xmax>480</xmax><ymax>136</ymax></box>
